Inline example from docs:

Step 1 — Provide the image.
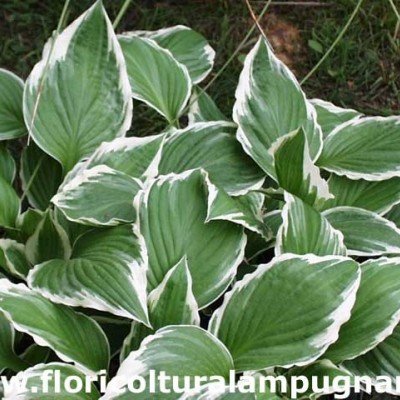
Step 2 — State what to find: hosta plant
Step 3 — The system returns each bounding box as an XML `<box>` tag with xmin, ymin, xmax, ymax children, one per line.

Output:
<box><xmin>0</xmin><ymin>1</ymin><xmax>400</xmax><ymax>398</ymax></box>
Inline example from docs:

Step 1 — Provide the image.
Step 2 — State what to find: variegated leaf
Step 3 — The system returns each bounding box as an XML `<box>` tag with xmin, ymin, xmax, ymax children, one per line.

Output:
<box><xmin>137</xmin><ymin>169</ymin><xmax>246</xmax><ymax>308</ymax></box>
<box><xmin>24</xmin><ymin>2</ymin><xmax>132</xmax><ymax>171</ymax></box>
<box><xmin>274</xmin><ymin>128</ymin><xmax>332</xmax><ymax>206</ymax></box>
<box><xmin>209</xmin><ymin>254</ymin><xmax>360</xmax><ymax>371</ymax></box>
<box><xmin>53</xmin><ymin>165</ymin><xmax>141</xmax><ymax>226</ymax></box>
<box><xmin>276</xmin><ymin>193</ymin><xmax>346</xmax><ymax>256</ymax></box>
<box><xmin>0</xmin><ymin>69</ymin><xmax>26</xmax><ymax>140</ymax></box>
<box><xmin>0</xmin><ymin>280</ymin><xmax>109</xmax><ymax>374</ymax></box>
<box><xmin>233</xmin><ymin>37</ymin><xmax>322</xmax><ymax>178</ymax></box>
<box><xmin>28</xmin><ymin>225</ymin><xmax>149</xmax><ymax>324</ymax></box>
<box><xmin>323</xmin><ymin>207</ymin><xmax>400</xmax><ymax>256</ymax></box>
<box><xmin>118</xmin><ymin>34</ymin><xmax>191</xmax><ymax>124</ymax></box>
<box><xmin>102</xmin><ymin>326</ymin><xmax>233</xmax><ymax>400</ymax></box>
<box><xmin>131</xmin><ymin>25</ymin><xmax>215</xmax><ymax>84</ymax></box>
<box><xmin>158</xmin><ymin>122</ymin><xmax>264</xmax><ymax>195</ymax></box>
<box><xmin>318</xmin><ymin>117</ymin><xmax>400</xmax><ymax>180</ymax></box>
<box><xmin>325</xmin><ymin>257</ymin><xmax>400</xmax><ymax>362</ymax></box>
<box><xmin>310</xmin><ymin>98</ymin><xmax>361</xmax><ymax>138</ymax></box>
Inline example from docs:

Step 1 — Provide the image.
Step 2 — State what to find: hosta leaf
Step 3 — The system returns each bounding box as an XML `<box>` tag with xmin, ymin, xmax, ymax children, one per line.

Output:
<box><xmin>245</xmin><ymin>210</ymin><xmax>282</xmax><ymax>261</ymax></box>
<box><xmin>310</xmin><ymin>98</ymin><xmax>361</xmax><ymax>138</ymax></box>
<box><xmin>16</xmin><ymin>209</ymin><xmax>44</xmax><ymax>240</ymax></box>
<box><xmin>158</xmin><ymin>122</ymin><xmax>265</xmax><ymax>195</ymax></box>
<box><xmin>134</xmin><ymin>25</ymin><xmax>215</xmax><ymax>84</ymax></box>
<box><xmin>24</xmin><ymin>2</ymin><xmax>132</xmax><ymax>172</ymax></box>
<box><xmin>287</xmin><ymin>360</ymin><xmax>353</xmax><ymax>399</ymax></box>
<box><xmin>183</xmin><ymin>372</ymin><xmax>282</xmax><ymax>400</ymax></box>
<box><xmin>343</xmin><ymin>325</ymin><xmax>400</xmax><ymax>395</ymax></box>
<box><xmin>318</xmin><ymin>117</ymin><xmax>400</xmax><ymax>180</ymax></box>
<box><xmin>0</xmin><ymin>177</ymin><xmax>20</xmax><ymax>228</ymax></box>
<box><xmin>0</xmin><ymin>239</ymin><xmax>30</xmax><ymax>279</ymax></box>
<box><xmin>25</xmin><ymin>209</ymin><xmax>71</xmax><ymax>265</ymax></box>
<box><xmin>61</xmin><ymin>134</ymin><xmax>164</xmax><ymax>191</ymax></box>
<box><xmin>325</xmin><ymin>257</ymin><xmax>400</xmax><ymax>362</ymax></box>
<box><xmin>188</xmin><ymin>87</ymin><xmax>228</xmax><ymax>123</ymax></box>
<box><xmin>20</xmin><ymin>143</ymin><xmax>63</xmax><ymax>210</ymax></box>
<box><xmin>245</xmin><ymin>233</ymin><xmax>271</xmax><ymax>262</ymax></box>
<box><xmin>120</xmin><ymin>322</ymin><xmax>152</xmax><ymax>360</ymax></box>
<box><xmin>253</xmin><ymin>373</ymin><xmax>284</xmax><ymax>400</ymax></box>
<box><xmin>274</xmin><ymin>128</ymin><xmax>332</xmax><ymax>206</ymax></box>
<box><xmin>102</xmin><ymin>326</ymin><xmax>233</xmax><ymax>400</ymax></box>
<box><xmin>137</xmin><ymin>169</ymin><xmax>246</xmax><ymax>308</ymax></box>
<box><xmin>3</xmin><ymin>362</ymin><xmax>100</xmax><ymax>399</ymax></box>
<box><xmin>184</xmin><ymin>371</ymin><xmax>282</xmax><ymax>400</ymax></box>
<box><xmin>21</xmin><ymin>343</ymin><xmax>51</xmax><ymax>366</ymax></box>
<box><xmin>181</xmin><ymin>385</ymin><xmax>256</xmax><ymax>400</ymax></box>
<box><xmin>0</xmin><ymin>144</ymin><xmax>16</xmax><ymax>184</ymax></box>
<box><xmin>323</xmin><ymin>206</ymin><xmax>400</xmax><ymax>256</ymax></box>
<box><xmin>0</xmin><ymin>280</ymin><xmax>109</xmax><ymax>374</ymax></box>
<box><xmin>28</xmin><ymin>225</ymin><xmax>149</xmax><ymax>324</ymax></box>
<box><xmin>149</xmin><ymin>257</ymin><xmax>199</xmax><ymax>329</ymax></box>
<box><xmin>120</xmin><ymin>258</ymin><xmax>200</xmax><ymax>359</ymax></box>
<box><xmin>0</xmin><ymin>69</ymin><xmax>26</xmax><ymax>140</ymax></box>
<box><xmin>85</xmin><ymin>134</ymin><xmax>164</xmax><ymax>180</ymax></box>
<box><xmin>209</xmin><ymin>254</ymin><xmax>360</xmax><ymax>371</ymax></box>
<box><xmin>386</xmin><ymin>204</ymin><xmax>400</xmax><ymax>228</ymax></box>
<box><xmin>233</xmin><ymin>37</ymin><xmax>322</xmax><ymax>178</ymax></box>
<box><xmin>53</xmin><ymin>165</ymin><xmax>141</xmax><ymax>226</ymax></box>
<box><xmin>321</xmin><ymin>174</ymin><xmax>400</xmax><ymax>214</ymax></box>
<box><xmin>0</xmin><ymin>312</ymin><xmax>28</xmax><ymax>372</ymax></box>
<box><xmin>265</xmin><ymin>209</ymin><xmax>283</xmax><ymax>236</ymax></box>
<box><xmin>53</xmin><ymin>207</ymin><xmax>92</xmax><ymax>247</ymax></box>
<box><xmin>276</xmin><ymin>193</ymin><xmax>346</xmax><ymax>256</ymax></box>
<box><xmin>118</xmin><ymin>34</ymin><xmax>191</xmax><ymax>124</ymax></box>
<box><xmin>206</xmin><ymin>187</ymin><xmax>270</xmax><ymax>239</ymax></box>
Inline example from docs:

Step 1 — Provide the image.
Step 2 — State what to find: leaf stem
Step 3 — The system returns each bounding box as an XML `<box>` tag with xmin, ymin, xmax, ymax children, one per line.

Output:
<box><xmin>113</xmin><ymin>0</ymin><xmax>132</xmax><ymax>29</ymax></box>
<box><xmin>300</xmin><ymin>0</ymin><xmax>364</xmax><ymax>85</ymax></box>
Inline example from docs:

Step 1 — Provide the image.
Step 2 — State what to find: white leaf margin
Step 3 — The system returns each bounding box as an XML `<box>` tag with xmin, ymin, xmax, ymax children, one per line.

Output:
<box><xmin>148</xmin><ymin>256</ymin><xmax>200</xmax><ymax>326</ymax></box>
<box><xmin>209</xmin><ymin>253</ymin><xmax>361</xmax><ymax>370</ymax></box>
<box><xmin>52</xmin><ymin>164</ymin><xmax>143</xmax><ymax>226</ymax></box>
<box><xmin>0</xmin><ymin>239</ymin><xmax>28</xmax><ymax>280</ymax></box>
<box><xmin>163</xmin><ymin>121</ymin><xmax>264</xmax><ymax>196</ymax></box>
<box><xmin>27</xmin><ymin>223</ymin><xmax>149</xmax><ymax>324</ymax></box>
<box><xmin>320</xmin><ymin>116</ymin><xmax>400</xmax><ymax>181</ymax></box>
<box><xmin>118</xmin><ymin>33</ymin><xmax>192</xmax><ymax>121</ymax></box>
<box><xmin>24</xmin><ymin>1</ymin><xmax>133</xmax><ymax>158</ymax></box>
<box><xmin>340</xmin><ymin>257</ymin><xmax>400</xmax><ymax>361</ymax></box>
<box><xmin>275</xmin><ymin>192</ymin><xmax>346</xmax><ymax>256</ymax></box>
<box><xmin>89</xmin><ymin>134</ymin><xmax>165</xmax><ymax>182</ymax></box>
<box><xmin>133</xmin><ymin>168</ymin><xmax>247</xmax><ymax>310</ymax></box>
<box><xmin>100</xmin><ymin>325</ymin><xmax>234</xmax><ymax>400</ymax></box>
<box><xmin>0</xmin><ymin>279</ymin><xmax>109</xmax><ymax>376</ymax></box>
<box><xmin>128</xmin><ymin>25</ymin><xmax>216</xmax><ymax>84</ymax></box>
<box><xmin>273</xmin><ymin>129</ymin><xmax>333</xmax><ymax>203</ymax></box>
<box><xmin>205</xmin><ymin>177</ymin><xmax>266</xmax><ymax>236</ymax></box>
<box><xmin>322</xmin><ymin>206</ymin><xmax>400</xmax><ymax>257</ymax></box>
<box><xmin>233</xmin><ymin>37</ymin><xmax>323</xmax><ymax>168</ymax></box>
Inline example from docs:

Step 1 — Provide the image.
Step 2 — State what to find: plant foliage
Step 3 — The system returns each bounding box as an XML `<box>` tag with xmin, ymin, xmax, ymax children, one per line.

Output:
<box><xmin>0</xmin><ymin>1</ymin><xmax>400</xmax><ymax>398</ymax></box>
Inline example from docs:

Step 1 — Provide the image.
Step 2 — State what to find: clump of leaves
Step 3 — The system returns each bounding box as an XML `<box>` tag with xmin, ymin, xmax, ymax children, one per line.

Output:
<box><xmin>0</xmin><ymin>1</ymin><xmax>400</xmax><ymax>398</ymax></box>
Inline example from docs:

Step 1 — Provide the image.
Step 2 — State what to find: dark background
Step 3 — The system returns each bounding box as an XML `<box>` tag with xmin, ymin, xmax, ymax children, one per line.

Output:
<box><xmin>1</xmin><ymin>0</ymin><xmax>399</xmax><ymax>124</ymax></box>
